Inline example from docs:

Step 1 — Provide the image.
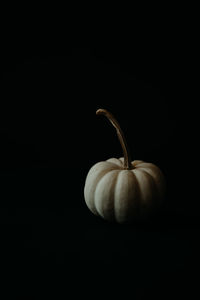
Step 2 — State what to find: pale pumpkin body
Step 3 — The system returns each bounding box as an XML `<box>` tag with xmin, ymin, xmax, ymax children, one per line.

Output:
<box><xmin>84</xmin><ymin>157</ymin><xmax>166</xmax><ymax>223</ymax></box>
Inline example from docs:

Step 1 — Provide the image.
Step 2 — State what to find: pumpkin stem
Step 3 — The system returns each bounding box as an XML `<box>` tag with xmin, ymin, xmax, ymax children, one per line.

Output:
<box><xmin>96</xmin><ymin>108</ymin><xmax>132</xmax><ymax>170</ymax></box>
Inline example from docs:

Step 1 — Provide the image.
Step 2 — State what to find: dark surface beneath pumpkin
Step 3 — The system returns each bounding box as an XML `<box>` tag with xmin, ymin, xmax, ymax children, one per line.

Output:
<box><xmin>0</xmin><ymin>168</ymin><xmax>199</xmax><ymax>299</ymax></box>
<box><xmin>0</xmin><ymin>29</ymin><xmax>198</xmax><ymax>298</ymax></box>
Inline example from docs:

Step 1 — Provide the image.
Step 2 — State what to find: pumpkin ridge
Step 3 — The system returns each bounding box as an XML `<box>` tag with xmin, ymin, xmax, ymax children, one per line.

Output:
<box><xmin>131</xmin><ymin>160</ymin><xmax>144</xmax><ymax>167</ymax></box>
<box><xmin>94</xmin><ymin>170</ymin><xmax>120</xmax><ymax>220</ymax></box>
<box><xmin>114</xmin><ymin>170</ymin><xmax>139</xmax><ymax>223</ymax></box>
<box><xmin>113</xmin><ymin>170</ymin><xmax>121</xmax><ymax>222</ymax></box>
<box><xmin>84</xmin><ymin>166</ymin><xmax>118</xmax><ymax>216</ymax></box>
<box><xmin>138</xmin><ymin>169</ymin><xmax>158</xmax><ymax>201</ymax></box>
<box><xmin>88</xmin><ymin>161</ymin><xmax>121</xmax><ymax>174</ymax></box>
<box><xmin>136</xmin><ymin>162</ymin><xmax>157</xmax><ymax>169</ymax></box>
<box><xmin>106</xmin><ymin>158</ymin><xmax>123</xmax><ymax>168</ymax></box>
<box><xmin>133</xmin><ymin>169</ymin><xmax>158</xmax><ymax>218</ymax></box>
<box><xmin>105</xmin><ymin>160</ymin><xmax>122</xmax><ymax>168</ymax></box>
<box><xmin>118</xmin><ymin>157</ymin><xmax>127</xmax><ymax>166</ymax></box>
<box><xmin>130</xmin><ymin>171</ymin><xmax>141</xmax><ymax>219</ymax></box>
<box><xmin>138</xmin><ymin>167</ymin><xmax>159</xmax><ymax>183</ymax></box>
<box><xmin>138</xmin><ymin>167</ymin><xmax>165</xmax><ymax>201</ymax></box>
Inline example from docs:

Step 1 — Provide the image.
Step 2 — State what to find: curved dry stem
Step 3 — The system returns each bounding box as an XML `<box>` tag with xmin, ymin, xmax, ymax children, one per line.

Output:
<box><xmin>96</xmin><ymin>108</ymin><xmax>132</xmax><ymax>170</ymax></box>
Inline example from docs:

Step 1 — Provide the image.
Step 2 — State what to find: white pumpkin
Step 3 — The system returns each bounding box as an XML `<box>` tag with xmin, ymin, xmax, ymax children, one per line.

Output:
<box><xmin>84</xmin><ymin>109</ymin><xmax>166</xmax><ymax>223</ymax></box>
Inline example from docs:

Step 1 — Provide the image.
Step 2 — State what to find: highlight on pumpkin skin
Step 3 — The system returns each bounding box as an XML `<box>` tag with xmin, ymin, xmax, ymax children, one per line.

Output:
<box><xmin>96</xmin><ymin>108</ymin><xmax>133</xmax><ymax>170</ymax></box>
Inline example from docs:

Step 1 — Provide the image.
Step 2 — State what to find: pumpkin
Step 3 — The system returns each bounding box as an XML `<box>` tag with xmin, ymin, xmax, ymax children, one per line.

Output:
<box><xmin>84</xmin><ymin>109</ymin><xmax>166</xmax><ymax>223</ymax></box>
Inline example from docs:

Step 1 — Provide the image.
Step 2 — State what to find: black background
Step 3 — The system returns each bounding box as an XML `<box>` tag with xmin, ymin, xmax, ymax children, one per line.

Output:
<box><xmin>0</xmin><ymin>14</ymin><xmax>198</xmax><ymax>299</ymax></box>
